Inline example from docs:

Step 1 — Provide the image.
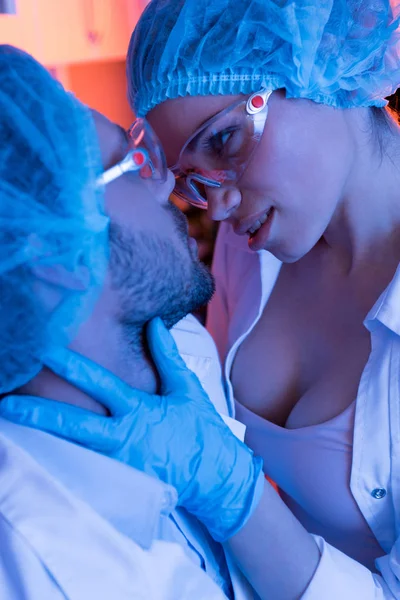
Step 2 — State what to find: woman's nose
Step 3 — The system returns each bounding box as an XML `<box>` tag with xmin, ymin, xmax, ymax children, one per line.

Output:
<box><xmin>206</xmin><ymin>185</ymin><xmax>241</xmax><ymax>221</ymax></box>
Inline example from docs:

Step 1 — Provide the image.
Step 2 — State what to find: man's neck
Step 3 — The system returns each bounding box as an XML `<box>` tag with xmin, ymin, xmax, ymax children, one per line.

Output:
<box><xmin>17</xmin><ymin>319</ymin><xmax>158</xmax><ymax>416</ymax></box>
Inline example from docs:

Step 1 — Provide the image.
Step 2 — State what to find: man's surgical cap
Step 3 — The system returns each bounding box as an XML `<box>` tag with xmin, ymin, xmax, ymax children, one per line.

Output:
<box><xmin>0</xmin><ymin>46</ymin><xmax>109</xmax><ymax>394</ymax></box>
<box><xmin>128</xmin><ymin>0</ymin><xmax>400</xmax><ymax>117</ymax></box>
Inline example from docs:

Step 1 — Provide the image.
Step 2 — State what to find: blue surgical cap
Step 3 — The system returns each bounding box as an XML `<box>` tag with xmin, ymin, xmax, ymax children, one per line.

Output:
<box><xmin>0</xmin><ymin>45</ymin><xmax>109</xmax><ymax>394</ymax></box>
<box><xmin>128</xmin><ymin>0</ymin><xmax>400</xmax><ymax>117</ymax></box>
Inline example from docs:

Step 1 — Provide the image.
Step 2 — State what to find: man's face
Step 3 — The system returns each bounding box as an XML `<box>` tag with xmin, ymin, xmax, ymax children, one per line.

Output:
<box><xmin>92</xmin><ymin>111</ymin><xmax>214</xmax><ymax>333</ymax></box>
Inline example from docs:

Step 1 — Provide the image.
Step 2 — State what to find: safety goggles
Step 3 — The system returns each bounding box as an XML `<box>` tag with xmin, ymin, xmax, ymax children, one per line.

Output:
<box><xmin>97</xmin><ymin>117</ymin><xmax>167</xmax><ymax>187</ymax></box>
<box><xmin>171</xmin><ymin>89</ymin><xmax>272</xmax><ymax>209</ymax></box>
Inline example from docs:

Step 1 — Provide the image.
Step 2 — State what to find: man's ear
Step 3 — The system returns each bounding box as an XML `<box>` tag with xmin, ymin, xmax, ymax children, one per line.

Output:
<box><xmin>31</xmin><ymin>263</ymin><xmax>91</xmax><ymax>291</ymax></box>
<box><xmin>27</xmin><ymin>233</ymin><xmax>91</xmax><ymax>292</ymax></box>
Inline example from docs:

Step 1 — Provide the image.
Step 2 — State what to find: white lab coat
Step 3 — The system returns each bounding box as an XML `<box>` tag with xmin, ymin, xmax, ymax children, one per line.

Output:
<box><xmin>207</xmin><ymin>220</ymin><xmax>400</xmax><ymax>600</ymax></box>
<box><xmin>0</xmin><ymin>311</ymin><xmax>256</xmax><ymax>600</ymax></box>
<box><xmin>0</xmin><ymin>430</ymin><xmax>228</xmax><ymax>600</ymax></box>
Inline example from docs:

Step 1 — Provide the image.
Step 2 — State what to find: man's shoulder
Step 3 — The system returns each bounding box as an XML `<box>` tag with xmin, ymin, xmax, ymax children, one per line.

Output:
<box><xmin>172</xmin><ymin>313</ymin><xmax>217</xmax><ymax>355</ymax></box>
<box><xmin>172</xmin><ymin>315</ymin><xmax>230</xmax><ymax>416</ymax></box>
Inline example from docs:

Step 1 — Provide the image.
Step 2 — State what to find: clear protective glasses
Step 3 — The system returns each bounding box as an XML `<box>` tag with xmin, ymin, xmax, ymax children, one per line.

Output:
<box><xmin>171</xmin><ymin>89</ymin><xmax>272</xmax><ymax>209</ymax></box>
<box><xmin>97</xmin><ymin>117</ymin><xmax>167</xmax><ymax>187</ymax></box>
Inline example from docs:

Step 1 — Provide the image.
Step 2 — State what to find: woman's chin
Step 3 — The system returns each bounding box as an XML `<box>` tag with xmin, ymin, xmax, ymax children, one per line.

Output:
<box><xmin>267</xmin><ymin>240</ymin><xmax>314</xmax><ymax>264</ymax></box>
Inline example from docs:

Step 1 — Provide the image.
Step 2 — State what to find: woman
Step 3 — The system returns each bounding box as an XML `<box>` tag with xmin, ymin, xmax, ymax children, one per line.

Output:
<box><xmin>126</xmin><ymin>0</ymin><xmax>400</xmax><ymax>597</ymax></box>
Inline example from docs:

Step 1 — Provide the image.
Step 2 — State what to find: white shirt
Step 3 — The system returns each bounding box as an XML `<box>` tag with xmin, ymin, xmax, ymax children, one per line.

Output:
<box><xmin>0</xmin><ymin>312</ymin><xmax>253</xmax><ymax>600</ymax></box>
<box><xmin>0</xmin><ymin>425</ymin><xmax>227</xmax><ymax>600</ymax></box>
<box><xmin>206</xmin><ymin>221</ymin><xmax>400</xmax><ymax>600</ymax></box>
<box><xmin>172</xmin><ymin>315</ymin><xmax>255</xmax><ymax>600</ymax></box>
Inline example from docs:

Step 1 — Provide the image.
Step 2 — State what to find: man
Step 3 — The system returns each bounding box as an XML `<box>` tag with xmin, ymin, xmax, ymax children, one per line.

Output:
<box><xmin>0</xmin><ymin>45</ymin><xmax>239</xmax><ymax>599</ymax></box>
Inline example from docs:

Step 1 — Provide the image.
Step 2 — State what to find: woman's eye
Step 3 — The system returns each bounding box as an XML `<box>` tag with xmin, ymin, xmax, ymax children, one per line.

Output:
<box><xmin>205</xmin><ymin>126</ymin><xmax>242</xmax><ymax>157</ymax></box>
<box><xmin>218</xmin><ymin>130</ymin><xmax>233</xmax><ymax>148</ymax></box>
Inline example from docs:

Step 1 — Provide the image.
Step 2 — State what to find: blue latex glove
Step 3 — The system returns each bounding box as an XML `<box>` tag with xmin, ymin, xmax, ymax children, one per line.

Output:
<box><xmin>0</xmin><ymin>317</ymin><xmax>264</xmax><ymax>542</ymax></box>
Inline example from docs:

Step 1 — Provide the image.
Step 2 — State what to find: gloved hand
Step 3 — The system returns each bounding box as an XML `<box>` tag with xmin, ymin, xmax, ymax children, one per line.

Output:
<box><xmin>0</xmin><ymin>317</ymin><xmax>264</xmax><ymax>542</ymax></box>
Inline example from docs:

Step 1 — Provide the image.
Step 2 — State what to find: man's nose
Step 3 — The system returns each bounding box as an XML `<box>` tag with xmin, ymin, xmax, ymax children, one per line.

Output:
<box><xmin>164</xmin><ymin>170</ymin><xmax>176</xmax><ymax>197</ymax></box>
<box><xmin>206</xmin><ymin>185</ymin><xmax>241</xmax><ymax>221</ymax></box>
<box><xmin>150</xmin><ymin>169</ymin><xmax>175</xmax><ymax>205</ymax></box>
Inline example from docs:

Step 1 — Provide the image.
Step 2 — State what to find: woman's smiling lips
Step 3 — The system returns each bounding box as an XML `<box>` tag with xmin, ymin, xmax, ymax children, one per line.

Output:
<box><xmin>248</xmin><ymin>207</ymin><xmax>275</xmax><ymax>251</ymax></box>
<box><xmin>233</xmin><ymin>207</ymin><xmax>273</xmax><ymax>236</ymax></box>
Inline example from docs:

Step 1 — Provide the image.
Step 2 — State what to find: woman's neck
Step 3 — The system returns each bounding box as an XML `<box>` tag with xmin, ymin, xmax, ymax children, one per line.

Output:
<box><xmin>323</xmin><ymin>118</ymin><xmax>400</xmax><ymax>274</ymax></box>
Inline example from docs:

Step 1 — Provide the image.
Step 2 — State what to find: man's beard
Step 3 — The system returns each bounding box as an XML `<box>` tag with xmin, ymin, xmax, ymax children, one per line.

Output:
<box><xmin>108</xmin><ymin>218</ymin><xmax>215</xmax><ymax>342</ymax></box>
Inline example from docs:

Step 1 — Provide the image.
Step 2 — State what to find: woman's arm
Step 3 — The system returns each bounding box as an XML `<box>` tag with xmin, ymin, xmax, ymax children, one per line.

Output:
<box><xmin>227</xmin><ymin>479</ymin><xmax>321</xmax><ymax>600</ymax></box>
<box><xmin>227</xmin><ymin>479</ymin><xmax>399</xmax><ymax>600</ymax></box>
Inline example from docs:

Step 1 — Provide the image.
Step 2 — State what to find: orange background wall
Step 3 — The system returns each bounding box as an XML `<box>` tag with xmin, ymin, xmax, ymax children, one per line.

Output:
<box><xmin>0</xmin><ymin>0</ymin><xmax>142</xmax><ymax>126</ymax></box>
<box><xmin>67</xmin><ymin>60</ymin><xmax>134</xmax><ymax>128</ymax></box>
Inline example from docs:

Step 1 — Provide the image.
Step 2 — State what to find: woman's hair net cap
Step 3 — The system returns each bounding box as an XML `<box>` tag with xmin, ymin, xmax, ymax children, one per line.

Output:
<box><xmin>128</xmin><ymin>0</ymin><xmax>400</xmax><ymax>117</ymax></box>
<box><xmin>0</xmin><ymin>45</ymin><xmax>109</xmax><ymax>394</ymax></box>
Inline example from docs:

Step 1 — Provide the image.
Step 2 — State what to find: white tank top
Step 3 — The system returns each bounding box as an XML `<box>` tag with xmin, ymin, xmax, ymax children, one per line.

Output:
<box><xmin>235</xmin><ymin>400</ymin><xmax>384</xmax><ymax>572</ymax></box>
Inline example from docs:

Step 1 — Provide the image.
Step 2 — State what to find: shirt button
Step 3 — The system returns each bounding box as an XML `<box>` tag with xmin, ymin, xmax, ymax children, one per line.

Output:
<box><xmin>371</xmin><ymin>488</ymin><xmax>387</xmax><ymax>499</ymax></box>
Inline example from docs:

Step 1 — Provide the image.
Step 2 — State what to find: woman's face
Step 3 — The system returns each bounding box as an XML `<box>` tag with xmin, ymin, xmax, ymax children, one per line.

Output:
<box><xmin>147</xmin><ymin>91</ymin><xmax>355</xmax><ymax>262</ymax></box>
